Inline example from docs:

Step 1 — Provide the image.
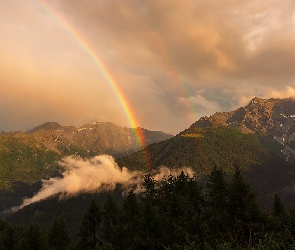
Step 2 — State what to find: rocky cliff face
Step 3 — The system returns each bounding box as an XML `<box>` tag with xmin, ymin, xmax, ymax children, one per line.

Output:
<box><xmin>191</xmin><ymin>97</ymin><xmax>295</xmax><ymax>163</ymax></box>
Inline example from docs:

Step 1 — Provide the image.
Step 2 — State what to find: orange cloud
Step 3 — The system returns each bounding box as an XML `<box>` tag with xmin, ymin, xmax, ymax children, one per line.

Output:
<box><xmin>2</xmin><ymin>0</ymin><xmax>295</xmax><ymax>133</ymax></box>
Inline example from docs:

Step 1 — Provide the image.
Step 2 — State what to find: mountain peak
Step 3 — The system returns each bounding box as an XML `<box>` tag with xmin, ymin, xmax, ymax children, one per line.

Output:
<box><xmin>22</xmin><ymin>120</ymin><xmax>173</xmax><ymax>158</ymax></box>
<box><xmin>252</xmin><ymin>96</ymin><xmax>264</xmax><ymax>101</ymax></box>
<box><xmin>27</xmin><ymin>121</ymin><xmax>62</xmax><ymax>134</ymax></box>
<box><xmin>249</xmin><ymin>96</ymin><xmax>264</xmax><ymax>104</ymax></box>
<box><xmin>190</xmin><ymin>97</ymin><xmax>295</xmax><ymax>163</ymax></box>
<box><xmin>191</xmin><ymin>97</ymin><xmax>295</xmax><ymax>131</ymax></box>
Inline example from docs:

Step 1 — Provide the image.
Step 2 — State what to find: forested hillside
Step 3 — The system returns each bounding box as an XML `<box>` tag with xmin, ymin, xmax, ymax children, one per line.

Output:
<box><xmin>0</xmin><ymin>133</ymin><xmax>91</xmax><ymax>190</ymax></box>
<box><xmin>2</xmin><ymin>169</ymin><xmax>295</xmax><ymax>249</ymax></box>
<box><xmin>0</xmin><ymin>122</ymin><xmax>172</xmax><ymax>212</ymax></box>
<box><xmin>118</xmin><ymin>126</ymin><xmax>295</xmax><ymax>208</ymax></box>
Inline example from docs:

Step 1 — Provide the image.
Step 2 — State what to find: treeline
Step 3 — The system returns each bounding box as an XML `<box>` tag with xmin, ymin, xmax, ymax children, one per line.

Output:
<box><xmin>1</xmin><ymin>167</ymin><xmax>295</xmax><ymax>249</ymax></box>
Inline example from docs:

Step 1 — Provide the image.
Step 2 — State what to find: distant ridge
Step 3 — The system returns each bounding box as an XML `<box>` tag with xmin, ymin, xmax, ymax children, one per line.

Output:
<box><xmin>10</xmin><ymin>121</ymin><xmax>174</xmax><ymax>158</ymax></box>
<box><xmin>0</xmin><ymin>121</ymin><xmax>173</xmax><ymax>193</ymax></box>
<box><xmin>0</xmin><ymin>131</ymin><xmax>14</xmax><ymax>136</ymax></box>
<box><xmin>27</xmin><ymin>121</ymin><xmax>63</xmax><ymax>133</ymax></box>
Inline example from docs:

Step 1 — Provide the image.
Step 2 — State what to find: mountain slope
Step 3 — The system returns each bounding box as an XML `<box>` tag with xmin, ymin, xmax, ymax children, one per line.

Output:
<box><xmin>6</xmin><ymin>127</ymin><xmax>295</xmax><ymax>227</ymax></box>
<box><xmin>118</xmin><ymin>126</ymin><xmax>274</xmax><ymax>172</ymax></box>
<box><xmin>117</xmin><ymin>98</ymin><xmax>295</xmax><ymax>207</ymax></box>
<box><xmin>0</xmin><ymin>121</ymin><xmax>172</xmax><ymax>190</ymax></box>
<box><xmin>0</xmin><ymin>132</ymin><xmax>90</xmax><ymax>190</ymax></box>
<box><xmin>26</xmin><ymin>121</ymin><xmax>173</xmax><ymax>157</ymax></box>
<box><xmin>191</xmin><ymin>97</ymin><xmax>295</xmax><ymax>163</ymax></box>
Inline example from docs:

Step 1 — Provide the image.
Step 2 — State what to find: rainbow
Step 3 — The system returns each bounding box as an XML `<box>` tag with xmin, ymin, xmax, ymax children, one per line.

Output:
<box><xmin>147</xmin><ymin>36</ymin><xmax>198</xmax><ymax>124</ymax></box>
<box><xmin>122</xmin><ymin>2</ymin><xmax>198</xmax><ymax>124</ymax></box>
<box><xmin>33</xmin><ymin>0</ymin><xmax>152</xmax><ymax>171</ymax></box>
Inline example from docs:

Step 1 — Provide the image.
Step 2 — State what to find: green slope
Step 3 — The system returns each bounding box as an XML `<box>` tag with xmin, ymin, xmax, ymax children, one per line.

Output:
<box><xmin>117</xmin><ymin>126</ymin><xmax>295</xmax><ymax>207</ymax></box>
<box><xmin>0</xmin><ymin>133</ymin><xmax>92</xmax><ymax>190</ymax></box>
<box><xmin>118</xmin><ymin>126</ymin><xmax>270</xmax><ymax>173</ymax></box>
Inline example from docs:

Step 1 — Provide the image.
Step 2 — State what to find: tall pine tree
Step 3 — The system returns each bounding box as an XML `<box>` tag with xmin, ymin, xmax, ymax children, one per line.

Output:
<box><xmin>100</xmin><ymin>193</ymin><xmax>121</xmax><ymax>247</ymax></box>
<box><xmin>78</xmin><ymin>199</ymin><xmax>101</xmax><ymax>250</ymax></box>
<box><xmin>48</xmin><ymin>216</ymin><xmax>71</xmax><ymax>250</ymax></box>
<box><xmin>206</xmin><ymin>166</ymin><xmax>229</xmax><ymax>235</ymax></box>
<box><xmin>20</xmin><ymin>223</ymin><xmax>49</xmax><ymax>250</ymax></box>
<box><xmin>228</xmin><ymin>167</ymin><xmax>263</xmax><ymax>241</ymax></box>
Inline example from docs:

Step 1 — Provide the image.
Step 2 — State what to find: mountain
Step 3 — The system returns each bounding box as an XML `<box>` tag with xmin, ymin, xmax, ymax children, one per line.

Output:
<box><xmin>118</xmin><ymin>97</ymin><xmax>295</xmax><ymax>207</ymax></box>
<box><xmin>27</xmin><ymin>121</ymin><xmax>63</xmax><ymax>133</ymax></box>
<box><xmin>4</xmin><ymin>97</ymin><xmax>295</xmax><ymax>234</ymax></box>
<box><xmin>0</xmin><ymin>121</ymin><xmax>172</xmax><ymax>191</ymax></box>
<box><xmin>26</xmin><ymin>121</ymin><xmax>173</xmax><ymax>157</ymax></box>
<box><xmin>3</xmin><ymin>97</ymin><xmax>295</xmax><ymax>210</ymax></box>
<box><xmin>191</xmin><ymin>97</ymin><xmax>295</xmax><ymax>164</ymax></box>
<box><xmin>0</xmin><ymin>131</ymin><xmax>14</xmax><ymax>136</ymax></box>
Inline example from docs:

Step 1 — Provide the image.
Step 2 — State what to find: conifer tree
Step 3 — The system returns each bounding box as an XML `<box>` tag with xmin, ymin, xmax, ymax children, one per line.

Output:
<box><xmin>0</xmin><ymin>220</ymin><xmax>20</xmax><ymax>250</ymax></box>
<box><xmin>78</xmin><ymin>199</ymin><xmax>101</xmax><ymax>250</ymax></box>
<box><xmin>123</xmin><ymin>191</ymin><xmax>139</xmax><ymax>230</ymax></box>
<box><xmin>48</xmin><ymin>216</ymin><xmax>71</xmax><ymax>250</ymax></box>
<box><xmin>122</xmin><ymin>191</ymin><xmax>140</xmax><ymax>249</ymax></box>
<box><xmin>288</xmin><ymin>205</ymin><xmax>295</xmax><ymax>235</ymax></box>
<box><xmin>138</xmin><ymin>198</ymin><xmax>164</xmax><ymax>248</ymax></box>
<box><xmin>142</xmin><ymin>173</ymin><xmax>157</xmax><ymax>201</ymax></box>
<box><xmin>227</xmin><ymin>167</ymin><xmax>262</xmax><ymax>240</ymax></box>
<box><xmin>206</xmin><ymin>166</ymin><xmax>229</xmax><ymax>233</ymax></box>
<box><xmin>100</xmin><ymin>193</ymin><xmax>121</xmax><ymax>247</ymax></box>
<box><xmin>20</xmin><ymin>223</ymin><xmax>49</xmax><ymax>250</ymax></box>
<box><xmin>272</xmin><ymin>193</ymin><xmax>287</xmax><ymax>231</ymax></box>
<box><xmin>272</xmin><ymin>193</ymin><xmax>286</xmax><ymax>218</ymax></box>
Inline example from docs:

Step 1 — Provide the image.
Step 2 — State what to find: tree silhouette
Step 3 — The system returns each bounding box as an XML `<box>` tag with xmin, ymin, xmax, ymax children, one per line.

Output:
<box><xmin>48</xmin><ymin>216</ymin><xmax>71</xmax><ymax>250</ymax></box>
<box><xmin>78</xmin><ymin>199</ymin><xmax>101</xmax><ymax>249</ymax></box>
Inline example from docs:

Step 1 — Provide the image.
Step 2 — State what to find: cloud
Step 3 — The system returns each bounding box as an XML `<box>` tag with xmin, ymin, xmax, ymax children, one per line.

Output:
<box><xmin>6</xmin><ymin>154</ymin><xmax>195</xmax><ymax>213</ymax></box>
<box><xmin>178</xmin><ymin>94</ymin><xmax>224</xmax><ymax>119</ymax></box>
<box><xmin>233</xmin><ymin>86</ymin><xmax>295</xmax><ymax>107</ymax></box>
<box><xmin>1</xmin><ymin>0</ymin><xmax>295</xmax><ymax>134</ymax></box>
<box><xmin>7</xmin><ymin>155</ymin><xmax>141</xmax><ymax>212</ymax></box>
<box><xmin>267</xmin><ymin>86</ymin><xmax>295</xmax><ymax>99</ymax></box>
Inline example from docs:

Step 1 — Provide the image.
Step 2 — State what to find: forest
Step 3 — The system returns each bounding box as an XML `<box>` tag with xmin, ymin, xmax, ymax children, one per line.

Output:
<box><xmin>1</xmin><ymin>167</ymin><xmax>295</xmax><ymax>249</ymax></box>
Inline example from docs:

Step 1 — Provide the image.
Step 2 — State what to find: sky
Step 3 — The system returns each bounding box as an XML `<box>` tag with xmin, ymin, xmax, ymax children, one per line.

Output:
<box><xmin>1</xmin><ymin>0</ymin><xmax>295</xmax><ymax>134</ymax></box>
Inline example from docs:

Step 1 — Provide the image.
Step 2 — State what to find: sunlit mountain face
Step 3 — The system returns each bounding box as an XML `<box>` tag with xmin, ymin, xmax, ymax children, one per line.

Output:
<box><xmin>191</xmin><ymin>97</ymin><xmax>295</xmax><ymax>164</ymax></box>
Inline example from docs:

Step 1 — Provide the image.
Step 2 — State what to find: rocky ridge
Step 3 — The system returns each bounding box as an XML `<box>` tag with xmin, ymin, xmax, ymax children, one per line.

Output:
<box><xmin>191</xmin><ymin>97</ymin><xmax>295</xmax><ymax>163</ymax></box>
<box><xmin>2</xmin><ymin>121</ymin><xmax>173</xmax><ymax>158</ymax></box>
